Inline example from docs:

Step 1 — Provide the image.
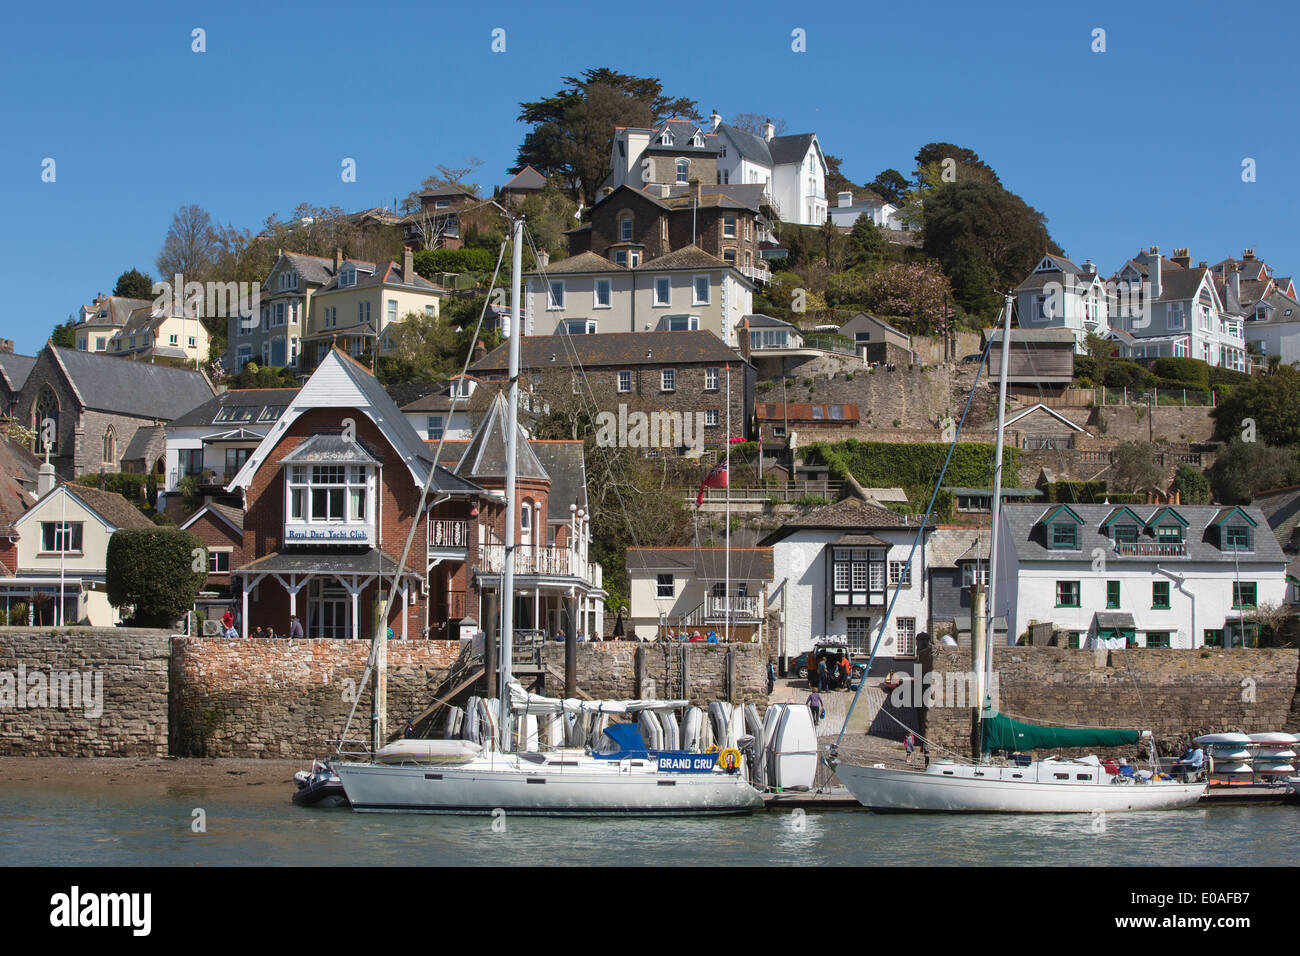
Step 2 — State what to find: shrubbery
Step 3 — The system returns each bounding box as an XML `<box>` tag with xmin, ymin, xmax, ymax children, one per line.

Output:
<box><xmin>106</xmin><ymin>528</ymin><xmax>207</xmax><ymax>627</ymax></box>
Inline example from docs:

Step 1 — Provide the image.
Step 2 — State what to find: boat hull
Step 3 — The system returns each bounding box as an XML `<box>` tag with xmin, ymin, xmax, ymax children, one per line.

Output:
<box><xmin>836</xmin><ymin>761</ymin><xmax>1205</xmax><ymax>813</ymax></box>
<box><xmin>335</xmin><ymin>757</ymin><xmax>765</xmax><ymax>816</ymax></box>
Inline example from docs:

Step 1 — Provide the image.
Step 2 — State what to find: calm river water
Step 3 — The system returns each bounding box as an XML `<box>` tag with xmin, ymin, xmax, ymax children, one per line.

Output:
<box><xmin>3</xmin><ymin>782</ymin><xmax>1299</xmax><ymax>866</ymax></box>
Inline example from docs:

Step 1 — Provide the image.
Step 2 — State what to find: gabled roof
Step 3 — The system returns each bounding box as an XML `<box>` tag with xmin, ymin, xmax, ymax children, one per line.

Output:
<box><xmin>121</xmin><ymin>423</ymin><xmax>165</xmax><ymax>462</ymax></box>
<box><xmin>767</xmin><ymin>133</ymin><xmax>821</xmax><ymax>167</ymax></box>
<box><xmin>82</xmin><ymin>296</ymin><xmax>153</xmax><ymax>328</ymax></box>
<box><xmin>529</xmin><ymin>440</ymin><xmax>588</xmax><ymax>514</ymax></box>
<box><xmin>1145</xmin><ymin>505</ymin><xmax>1188</xmax><ymax>527</ymax></box>
<box><xmin>643</xmin><ymin>119</ymin><xmax>717</xmax><ymax>154</ymax></box>
<box><xmin>316</xmin><ymin>259</ymin><xmax>443</xmax><ymax>294</ymax></box>
<box><xmin>456</xmin><ymin>391</ymin><xmax>549</xmax><ymax>483</ymax></box>
<box><xmin>44</xmin><ymin>345</ymin><xmax>215</xmax><ymax>419</ymax></box>
<box><xmin>0</xmin><ymin>352</ymin><xmax>37</xmax><ymax>394</ymax></box>
<box><xmin>1003</xmin><ymin>403</ymin><xmax>1093</xmax><ymax>436</ymax></box>
<box><xmin>181</xmin><ymin>501</ymin><xmax>243</xmax><ymax>535</ymax></box>
<box><xmin>759</xmin><ymin>498</ymin><xmax>929</xmax><ymax>545</ymax></box>
<box><xmin>1038</xmin><ymin>504</ymin><xmax>1084</xmax><ymax>525</ymax></box>
<box><xmin>16</xmin><ymin>482</ymin><xmax>154</xmax><ymax>533</ymax></box>
<box><xmin>715</xmin><ymin>123</ymin><xmax>773</xmax><ymax>165</ymax></box>
<box><xmin>503</xmin><ymin>165</ymin><xmax>547</xmax><ymax>191</ymax></box>
<box><xmin>1100</xmin><ymin>506</ymin><xmax>1145</xmax><ymax>528</ymax></box>
<box><xmin>280</xmin><ymin>433</ymin><xmax>382</xmax><ymax>467</ymax></box>
<box><xmin>228</xmin><ymin>348</ymin><xmax>480</xmax><ymax>496</ymax></box>
<box><xmin>1211</xmin><ymin>506</ymin><xmax>1257</xmax><ymax>528</ymax></box>
<box><xmin>274</xmin><ymin>252</ymin><xmax>337</xmax><ymax>287</ymax></box>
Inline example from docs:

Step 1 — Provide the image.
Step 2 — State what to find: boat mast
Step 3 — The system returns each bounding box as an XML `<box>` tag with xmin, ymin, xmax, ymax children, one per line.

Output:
<box><xmin>725</xmin><ymin>362</ymin><xmax>731</xmax><ymax>646</ymax></box>
<box><xmin>498</xmin><ymin>215</ymin><xmax>523</xmax><ymax>749</ymax></box>
<box><xmin>984</xmin><ymin>292</ymin><xmax>1014</xmax><ymax>714</ymax></box>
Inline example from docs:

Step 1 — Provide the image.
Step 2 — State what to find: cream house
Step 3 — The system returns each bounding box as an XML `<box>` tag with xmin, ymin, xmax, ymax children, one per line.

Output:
<box><xmin>624</xmin><ymin>546</ymin><xmax>773</xmax><ymax>642</ymax></box>
<box><xmin>527</xmin><ymin>247</ymin><xmax>754</xmax><ymax>347</ymax></box>
<box><xmin>6</xmin><ymin>468</ymin><xmax>153</xmax><ymax>625</ymax></box>
<box><xmin>302</xmin><ymin>248</ymin><xmax>446</xmax><ymax>369</ymax></box>
<box><xmin>109</xmin><ymin>305</ymin><xmax>212</xmax><ymax>365</ymax></box>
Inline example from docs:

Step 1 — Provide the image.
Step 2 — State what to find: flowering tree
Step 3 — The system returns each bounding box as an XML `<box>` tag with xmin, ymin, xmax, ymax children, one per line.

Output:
<box><xmin>861</xmin><ymin>262</ymin><xmax>952</xmax><ymax>333</ymax></box>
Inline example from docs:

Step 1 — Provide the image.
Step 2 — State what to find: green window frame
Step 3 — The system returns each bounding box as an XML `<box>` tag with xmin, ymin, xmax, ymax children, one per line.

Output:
<box><xmin>1232</xmin><ymin>581</ymin><xmax>1257</xmax><ymax>609</ymax></box>
<box><xmin>1155</xmin><ymin>525</ymin><xmax>1183</xmax><ymax>542</ymax></box>
<box><xmin>1145</xmin><ymin>631</ymin><xmax>1171</xmax><ymax>648</ymax></box>
<box><xmin>1106</xmin><ymin>581</ymin><xmax>1120</xmax><ymax>609</ymax></box>
<box><xmin>1067</xmin><ymin>631</ymin><xmax>1083</xmax><ymax>649</ymax></box>
<box><xmin>1224</xmin><ymin>526</ymin><xmax>1251</xmax><ymax>550</ymax></box>
<box><xmin>1055</xmin><ymin>580</ymin><xmax>1081</xmax><ymax>607</ymax></box>
<box><xmin>1203</xmin><ymin>629</ymin><xmax>1223</xmax><ymax>647</ymax></box>
<box><xmin>1152</xmin><ymin>580</ymin><xmax>1170</xmax><ymax>609</ymax></box>
<box><xmin>1051</xmin><ymin>523</ymin><xmax>1078</xmax><ymax>549</ymax></box>
<box><xmin>1113</xmin><ymin>524</ymin><xmax>1138</xmax><ymax>543</ymax></box>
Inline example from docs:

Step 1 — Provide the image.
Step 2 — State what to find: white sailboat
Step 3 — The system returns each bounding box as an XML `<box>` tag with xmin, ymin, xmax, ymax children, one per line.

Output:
<box><xmin>829</xmin><ymin>293</ymin><xmax>1205</xmax><ymax>813</ymax></box>
<box><xmin>330</xmin><ymin>215</ymin><xmax>763</xmax><ymax>816</ymax></box>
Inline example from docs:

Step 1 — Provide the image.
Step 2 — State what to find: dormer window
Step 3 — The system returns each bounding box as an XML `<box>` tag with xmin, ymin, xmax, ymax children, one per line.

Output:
<box><xmin>691</xmin><ymin>132</ymin><xmax>703</xmax><ymax>147</ymax></box>
<box><xmin>1224</xmin><ymin>526</ymin><xmax>1251</xmax><ymax>550</ymax></box>
<box><xmin>660</xmin><ymin>130</ymin><xmax>674</xmax><ymax>146</ymax></box>
<box><xmin>1042</xmin><ymin>505</ymin><xmax>1083</xmax><ymax>550</ymax></box>
<box><xmin>338</xmin><ymin>266</ymin><xmax>355</xmax><ymax>289</ymax></box>
<box><xmin>1155</xmin><ymin>524</ymin><xmax>1183</xmax><ymax>543</ymax></box>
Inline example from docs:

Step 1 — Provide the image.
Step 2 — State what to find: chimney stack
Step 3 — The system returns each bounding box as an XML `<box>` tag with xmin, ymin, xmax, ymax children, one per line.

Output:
<box><xmin>710</xmin><ymin>109</ymin><xmax>721</xmax><ymax>131</ymax></box>
<box><xmin>535</xmin><ymin>249</ymin><xmax>550</xmax><ymax>270</ymax></box>
<box><xmin>1243</xmin><ymin>248</ymin><xmax>1256</xmax><ymax>261</ymax></box>
<box><xmin>838</xmin><ymin>191</ymin><xmax>854</xmax><ymax>208</ymax></box>
<box><xmin>38</xmin><ymin>460</ymin><xmax>56</xmax><ymax>497</ymax></box>
<box><xmin>762</xmin><ymin>119</ymin><xmax>775</xmax><ymax>142</ymax></box>
<box><xmin>403</xmin><ymin>246</ymin><xmax>414</xmax><ymax>282</ymax></box>
<box><xmin>1149</xmin><ymin>250</ymin><xmax>1162</xmax><ymax>299</ymax></box>
<box><xmin>1171</xmin><ymin>247</ymin><xmax>1191</xmax><ymax>269</ymax></box>
<box><xmin>334</xmin><ymin>246</ymin><xmax>344</xmax><ymax>272</ymax></box>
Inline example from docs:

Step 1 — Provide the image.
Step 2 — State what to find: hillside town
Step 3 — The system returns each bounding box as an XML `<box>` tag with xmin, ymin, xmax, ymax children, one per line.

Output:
<box><xmin>5</xmin><ymin>76</ymin><xmax>1300</xmax><ymax>673</ymax></box>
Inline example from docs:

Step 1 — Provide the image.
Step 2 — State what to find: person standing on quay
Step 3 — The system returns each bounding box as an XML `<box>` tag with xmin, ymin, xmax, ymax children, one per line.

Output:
<box><xmin>289</xmin><ymin>616</ymin><xmax>304</xmax><ymax>640</ymax></box>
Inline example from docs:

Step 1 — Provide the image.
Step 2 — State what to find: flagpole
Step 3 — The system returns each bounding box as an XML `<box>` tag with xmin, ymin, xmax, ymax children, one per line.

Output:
<box><xmin>725</xmin><ymin>362</ymin><xmax>731</xmax><ymax>646</ymax></box>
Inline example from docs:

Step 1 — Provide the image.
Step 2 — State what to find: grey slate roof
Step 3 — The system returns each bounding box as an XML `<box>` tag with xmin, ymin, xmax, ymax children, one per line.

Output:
<box><xmin>470</xmin><ymin>330</ymin><xmax>746</xmax><ymax>374</ymax></box>
<box><xmin>0</xmin><ymin>352</ymin><xmax>36</xmax><ymax>393</ymax></box>
<box><xmin>85</xmin><ymin>296</ymin><xmax>153</xmax><ymax>328</ymax></box>
<box><xmin>1251</xmin><ymin>485</ymin><xmax>1300</xmax><ymax>551</ymax></box>
<box><xmin>280</xmin><ymin>433</ymin><xmax>382</xmax><ymax>467</ymax></box>
<box><xmin>121</xmin><ymin>423</ymin><xmax>165</xmax><ymax>462</ymax></box>
<box><xmin>456</xmin><ymin>391</ymin><xmax>549</xmax><ymax>482</ymax></box>
<box><xmin>532</xmin><ymin>251</ymin><xmax>629</xmax><ymax>275</ymax></box>
<box><xmin>168</xmin><ymin>388</ymin><xmax>300</xmax><ymax>428</ymax></box>
<box><xmin>277</xmin><ymin>252</ymin><xmax>337</xmax><ymax>287</ymax></box>
<box><xmin>48</xmin><ymin>345</ymin><xmax>215</xmax><ymax>419</ymax></box>
<box><xmin>1001</xmin><ymin>503</ymin><xmax>1285</xmax><ymax>564</ymax></box>
<box><xmin>503</xmin><ymin>166</ymin><xmax>547</xmax><ymax>191</ymax></box>
<box><xmin>237</xmin><ymin>548</ymin><xmax>413</xmax><ymax>576</ymax></box>
<box><xmin>768</xmin><ymin>133</ymin><xmax>818</xmax><ymax>166</ymax></box>
<box><xmin>717</xmin><ymin>124</ymin><xmax>773</xmax><ymax>165</ymax></box>
<box><xmin>182</xmin><ymin>501</ymin><xmax>244</xmax><ymax>534</ymax></box>
<box><xmin>642</xmin><ymin>119</ymin><xmax>717</xmax><ymax>155</ymax></box>
<box><xmin>625</xmin><ymin>546</ymin><xmax>774</xmax><ymax>582</ymax></box>
<box><xmin>530</xmin><ymin>441</ymin><xmax>588</xmax><ymax>514</ymax></box>
<box><xmin>639</xmin><ymin>245</ymin><xmax>729</xmax><ymax>271</ymax></box>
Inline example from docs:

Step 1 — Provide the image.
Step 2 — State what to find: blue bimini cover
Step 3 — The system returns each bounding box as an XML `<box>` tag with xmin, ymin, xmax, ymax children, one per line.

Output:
<box><xmin>592</xmin><ymin>722</ymin><xmax>652</xmax><ymax>759</ymax></box>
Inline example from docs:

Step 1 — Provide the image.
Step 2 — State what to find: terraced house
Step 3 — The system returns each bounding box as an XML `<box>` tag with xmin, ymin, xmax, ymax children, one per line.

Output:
<box><xmin>997</xmin><ymin>503</ymin><xmax>1286</xmax><ymax>649</ymax></box>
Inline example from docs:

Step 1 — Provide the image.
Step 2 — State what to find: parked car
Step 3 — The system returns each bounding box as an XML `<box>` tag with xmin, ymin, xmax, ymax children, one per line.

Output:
<box><xmin>792</xmin><ymin>643</ymin><xmax>864</xmax><ymax>683</ymax></box>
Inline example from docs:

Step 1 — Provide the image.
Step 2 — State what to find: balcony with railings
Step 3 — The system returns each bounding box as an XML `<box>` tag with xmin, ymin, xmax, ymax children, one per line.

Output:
<box><xmin>704</xmin><ymin>594</ymin><xmax>763</xmax><ymax>621</ymax></box>
<box><xmin>1113</xmin><ymin>540</ymin><xmax>1187</xmax><ymax>557</ymax></box>
<box><xmin>428</xmin><ymin>518</ymin><xmax>469</xmax><ymax>561</ymax></box>
<box><xmin>479</xmin><ymin>542</ymin><xmax>602</xmax><ymax>589</ymax></box>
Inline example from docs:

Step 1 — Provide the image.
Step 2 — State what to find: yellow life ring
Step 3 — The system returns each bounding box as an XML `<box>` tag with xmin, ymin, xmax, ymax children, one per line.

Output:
<box><xmin>706</xmin><ymin>744</ymin><xmax>719</xmax><ymax>753</ymax></box>
<box><xmin>717</xmin><ymin>747</ymin><xmax>741</xmax><ymax>770</ymax></box>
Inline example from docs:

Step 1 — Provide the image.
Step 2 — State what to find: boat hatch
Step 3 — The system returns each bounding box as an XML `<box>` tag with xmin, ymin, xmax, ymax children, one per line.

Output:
<box><xmin>520</xmin><ymin>752</ymin><xmax>546</xmax><ymax>764</ymax></box>
<box><xmin>424</xmin><ymin>773</ymin><xmax>442</xmax><ymax>780</ymax></box>
<box><xmin>1076</xmin><ymin>774</ymin><xmax>1092</xmax><ymax>781</ymax></box>
<box><xmin>526</xmin><ymin>778</ymin><xmax>546</xmax><ymax>784</ymax></box>
<box><xmin>548</xmin><ymin>760</ymin><xmax>579</xmax><ymax>767</ymax></box>
<box><xmin>658</xmin><ymin>780</ymin><xmax>677</xmax><ymax>787</ymax></box>
<box><xmin>942</xmin><ymin>770</ymin><xmax>954</xmax><ymax>775</ymax></box>
<box><xmin>1054</xmin><ymin>773</ymin><xmax>1069</xmax><ymax>780</ymax></box>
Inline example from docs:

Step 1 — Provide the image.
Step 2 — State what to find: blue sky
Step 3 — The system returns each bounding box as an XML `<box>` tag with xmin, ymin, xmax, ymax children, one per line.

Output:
<box><xmin>2</xmin><ymin>0</ymin><xmax>1297</xmax><ymax>356</ymax></box>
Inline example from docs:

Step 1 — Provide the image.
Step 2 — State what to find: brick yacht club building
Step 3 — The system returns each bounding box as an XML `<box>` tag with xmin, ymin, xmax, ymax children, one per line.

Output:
<box><xmin>226</xmin><ymin>348</ymin><xmax>603</xmax><ymax>641</ymax></box>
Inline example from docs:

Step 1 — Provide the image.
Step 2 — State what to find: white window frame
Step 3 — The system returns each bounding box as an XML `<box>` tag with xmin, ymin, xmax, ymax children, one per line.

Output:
<box><xmin>661</xmin><ymin>368</ymin><xmax>676</xmax><ymax>392</ymax></box>
<box><xmin>705</xmin><ymin>367</ymin><xmax>720</xmax><ymax>391</ymax></box>
<box><xmin>548</xmin><ymin>280</ymin><xmax>565</xmax><ymax>310</ymax></box>
<box><xmin>692</xmin><ymin>275</ymin><xmax>710</xmax><ymax>306</ymax></box>
<box><xmin>593</xmin><ymin>278</ymin><xmax>612</xmax><ymax>309</ymax></box>
<box><xmin>654</xmin><ymin>277</ymin><xmax>671</xmax><ymax>307</ymax></box>
<box><xmin>617</xmin><ymin>370</ymin><xmax>632</xmax><ymax>393</ymax></box>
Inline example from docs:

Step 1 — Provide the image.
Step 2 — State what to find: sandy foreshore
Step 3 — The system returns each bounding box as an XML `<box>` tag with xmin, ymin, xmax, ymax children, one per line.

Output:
<box><xmin>0</xmin><ymin>756</ymin><xmax>304</xmax><ymax>791</ymax></box>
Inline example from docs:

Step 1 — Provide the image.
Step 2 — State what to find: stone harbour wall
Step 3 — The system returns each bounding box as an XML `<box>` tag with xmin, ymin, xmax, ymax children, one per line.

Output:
<box><xmin>541</xmin><ymin>642</ymin><xmax>767</xmax><ymax>707</ymax></box>
<box><xmin>919</xmin><ymin>644</ymin><xmax>1300</xmax><ymax>760</ymax></box>
<box><xmin>0</xmin><ymin>627</ymin><xmax>171</xmax><ymax>756</ymax></box>
<box><xmin>170</xmin><ymin>637</ymin><xmax>461</xmax><ymax>758</ymax></box>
